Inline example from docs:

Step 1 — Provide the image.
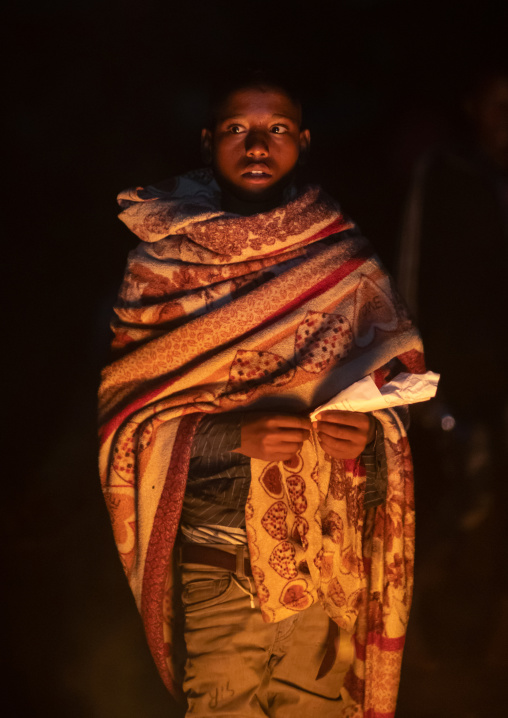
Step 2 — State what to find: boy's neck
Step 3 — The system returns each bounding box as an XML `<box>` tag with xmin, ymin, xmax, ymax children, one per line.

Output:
<box><xmin>220</xmin><ymin>189</ymin><xmax>284</xmax><ymax>216</ymax></box>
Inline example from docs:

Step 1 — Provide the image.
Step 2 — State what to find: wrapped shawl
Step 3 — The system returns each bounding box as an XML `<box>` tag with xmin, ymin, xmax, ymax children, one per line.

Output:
<box><xmin>98</xmin><ymin>168</ymin><xmax>424</xmax><ymax>716</ymax></box>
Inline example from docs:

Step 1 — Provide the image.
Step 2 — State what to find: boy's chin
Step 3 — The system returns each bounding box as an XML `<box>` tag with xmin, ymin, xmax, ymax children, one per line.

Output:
<box><xmin>235</xmin><ymin>187</ymin><xmax>282</xmax><ymax>204</ymax></box>
<box><xmin>220</xmin><ymin>177</ymin><xmax>291</xmax><ymax>206</ymax></box>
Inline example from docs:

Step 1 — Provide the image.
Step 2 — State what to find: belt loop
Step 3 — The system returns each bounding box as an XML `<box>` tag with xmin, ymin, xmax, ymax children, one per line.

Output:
<box><xmin>236</xmin><ymin>545</ymin><xmax>245</xmax><ymax>578</ymax></box>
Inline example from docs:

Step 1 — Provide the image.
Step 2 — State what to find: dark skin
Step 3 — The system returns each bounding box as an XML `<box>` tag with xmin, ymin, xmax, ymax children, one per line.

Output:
<box><xmin>201</xmin><ymin>85</ymin><xmax>310</xmax><ymax>215</ymax></box>
<box><xmin>201</xmin><ymin>85</ymin><xmax>375</xmax><ymax>460</ymax></box>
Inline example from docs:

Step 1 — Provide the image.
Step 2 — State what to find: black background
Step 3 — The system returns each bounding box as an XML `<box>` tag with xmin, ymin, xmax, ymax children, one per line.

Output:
<box><xmin>4</xmin><ymin>1</ymin><xmax>507</xmax><ymax>716</ymax></box>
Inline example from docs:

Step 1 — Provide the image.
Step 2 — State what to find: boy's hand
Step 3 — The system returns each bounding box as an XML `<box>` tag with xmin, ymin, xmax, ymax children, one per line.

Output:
<box><xmin>232</xmin><ymin>414</ymin><xmax>312</xmax><ymax>462</ymax></box>
<box><xmin>312</xmin><ymin>410</ymin><xmax>375</xmax><ymax>460</ymax></box>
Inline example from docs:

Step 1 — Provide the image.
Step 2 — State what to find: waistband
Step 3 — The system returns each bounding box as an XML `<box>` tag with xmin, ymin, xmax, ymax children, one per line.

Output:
<box><xmin>179</xmin><ymin>543</ymin><xmax>253</xmax><ymax>578</ymax></box>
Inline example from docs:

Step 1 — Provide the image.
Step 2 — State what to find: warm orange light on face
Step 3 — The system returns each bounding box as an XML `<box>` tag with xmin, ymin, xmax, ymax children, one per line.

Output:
<box><xmin>202</xmin><ymin>87</ymin><xmax>310</xmax><ymax>207</ymax></box>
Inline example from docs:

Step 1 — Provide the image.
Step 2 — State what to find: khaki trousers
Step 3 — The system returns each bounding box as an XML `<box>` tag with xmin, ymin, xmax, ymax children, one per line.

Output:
<box><xmin>180</xmin><ymin>557</ymin><xmax>354</xmax><ymax>717</ymax></box>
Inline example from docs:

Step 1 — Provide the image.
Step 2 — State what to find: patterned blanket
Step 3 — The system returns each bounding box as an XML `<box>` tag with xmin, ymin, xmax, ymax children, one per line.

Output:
<box><xmin>98</xmin><ymin>168</ymin><xmax>424</xmax><ymax>716</ymax></box>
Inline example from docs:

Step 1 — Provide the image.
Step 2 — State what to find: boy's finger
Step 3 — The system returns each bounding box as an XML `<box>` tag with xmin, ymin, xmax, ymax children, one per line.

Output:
<box><xmin>315</xmin><ymin>422</ymin><xmax>357</xmax><ymax>441</ymax></box>
<box><xmin>313</xmin><ymin>410</ymin><xmax>369</xmax><ymax>428</ymax></box>
<box><xmin>271</xmin><ymin>415</ymin><xmax>313</xmax><ymax>430</ymax></box>
<box><xmin>317</xmin><ymin>433</ymin><xmax>351</xmax><ymax>455</ymax></box>
<box><xmin>273</xmin><ymin>441</ymin><xmax>303</xmax><ymax>454</ymax></box>
<box><xmin>277</xmin><ymin>429</ymin><xmax>310</xmax><ymax>443</ymax></box>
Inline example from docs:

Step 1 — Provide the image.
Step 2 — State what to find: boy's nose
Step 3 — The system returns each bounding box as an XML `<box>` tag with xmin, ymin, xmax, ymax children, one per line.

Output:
<box><xmin>245</xmin><ymin>130</ymin><xmax>269</xmax><ymax>157</ymax></box>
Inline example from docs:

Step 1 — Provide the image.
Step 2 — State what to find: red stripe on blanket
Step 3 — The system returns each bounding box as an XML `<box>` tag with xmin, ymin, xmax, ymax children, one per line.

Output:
<box><xmin>354</xmin><ymin>632</ymin><xmax>406</xmax><ymax>661</ymax></box>
<box><xmin>204</xmin><ymin>249</ymin><xmax>371</xmax><ymax>369</ymax></box>
<box><xmin>99</xmin><ymin>377</ymin><xmax>180</xmax><ymax>442</ymax></box>
<box><xmin>397</xmin><ymin>348</ymin><xmax>426</xmax><ymax>373</ymax></box>
<box><xmin>140</xmin><ymin>413</ymin><xmax>202</xmax><ymax>698</ymax></box>
<box><xmin>253</xmin><ymin>249</ymin><xmax>371</xmax><ymax>330</ymax></box>
<box><xmin>262</xmin><ymin>218</ymin><xmax>354</xmax><ymax>257</ymax></box>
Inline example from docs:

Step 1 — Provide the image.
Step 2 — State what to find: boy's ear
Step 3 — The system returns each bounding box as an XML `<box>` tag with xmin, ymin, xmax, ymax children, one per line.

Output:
<box><xmin>201</xmin><ymin>128</ymin><xmax>213</xmax><ymax>165</ymax></box>
<box><xmin>298</xmin><ymin>129</ymin><xmax>311</xmax><ymax>166</ymax></box>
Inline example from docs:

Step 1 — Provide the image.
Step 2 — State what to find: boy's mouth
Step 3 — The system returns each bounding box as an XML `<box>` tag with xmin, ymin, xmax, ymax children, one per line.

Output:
<box><xmin>241</xmin><ymin>165</ymin><xmax>273</xmax><ymax>182</ymax></box>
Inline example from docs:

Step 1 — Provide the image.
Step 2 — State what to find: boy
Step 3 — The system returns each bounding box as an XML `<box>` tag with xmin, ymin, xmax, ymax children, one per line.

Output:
<box><xmin>99</xmin><ymin>72</ymin><xmax>424</xmax><ymax>717</ymax></box>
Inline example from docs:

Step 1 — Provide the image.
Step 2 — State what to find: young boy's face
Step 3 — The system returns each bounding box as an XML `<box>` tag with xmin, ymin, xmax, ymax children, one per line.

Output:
<box><xmin>202</xmin><ymin>86</ymin><xmax>310</xmax><ymax>208</ymax></box>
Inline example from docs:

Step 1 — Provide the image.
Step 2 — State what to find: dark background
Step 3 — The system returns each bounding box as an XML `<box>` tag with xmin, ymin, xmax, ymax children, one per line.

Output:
<box><xmin>4</xmin><ymin>1</ymin><xmax>507</xmax><ymax>716</ymax></box>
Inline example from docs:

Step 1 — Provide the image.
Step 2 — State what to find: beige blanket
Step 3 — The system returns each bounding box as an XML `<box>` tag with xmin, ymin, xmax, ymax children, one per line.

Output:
<box><xmin>98</xmin><ymin>169</ymin><xmax>424</xmax><ymax>715</ymax></box>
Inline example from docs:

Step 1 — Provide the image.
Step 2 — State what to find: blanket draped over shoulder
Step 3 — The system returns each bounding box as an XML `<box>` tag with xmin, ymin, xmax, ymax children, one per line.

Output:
<box><xmin>98</xmin><ymin>168</ymin><xmax>425</xmax><ymax>717</ymax></box>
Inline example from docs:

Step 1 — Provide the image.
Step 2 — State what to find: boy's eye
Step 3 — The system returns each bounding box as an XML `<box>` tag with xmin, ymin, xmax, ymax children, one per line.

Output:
<box><xmin>228</xmin><ymin>125</ymin><xmax>244</xmax><ymax>134</ymax></box>
<box><xmin>271</xmin><ymin>125</ymin><xmax>288</xmax><ymax>134</ymax></box>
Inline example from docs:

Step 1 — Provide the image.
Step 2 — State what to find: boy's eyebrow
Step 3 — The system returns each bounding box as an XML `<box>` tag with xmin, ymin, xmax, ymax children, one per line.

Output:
<box><xmin>272</xmin><ymin>112</ymin><xmax>299</xmax><ymax>122</ymax></box>
<box><xmin>218</xmin><ymin>112</ymin><xmax>299</xmax><ymax>123</ymax></box>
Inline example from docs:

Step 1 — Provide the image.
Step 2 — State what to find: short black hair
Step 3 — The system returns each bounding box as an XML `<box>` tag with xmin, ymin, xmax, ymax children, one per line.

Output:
<box><xmin>205</xmin><ymin>66</ymin><xmax>305</xmax><ymax>129</ymax></box>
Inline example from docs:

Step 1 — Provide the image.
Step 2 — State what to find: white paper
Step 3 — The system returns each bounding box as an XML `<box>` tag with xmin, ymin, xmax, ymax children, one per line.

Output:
<box><xmin>310</xmin><ymin>371</ymin><xmax>440</xmax><ymax>420</ymax></box>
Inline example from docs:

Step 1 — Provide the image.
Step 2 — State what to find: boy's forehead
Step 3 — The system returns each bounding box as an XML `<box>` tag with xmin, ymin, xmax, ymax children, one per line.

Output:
<box><xmin>215</xmin><ymin>86</ymin><xmax>302</xmax><ymax>125</ymax></box>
